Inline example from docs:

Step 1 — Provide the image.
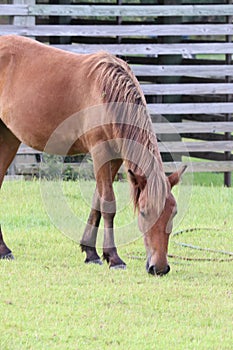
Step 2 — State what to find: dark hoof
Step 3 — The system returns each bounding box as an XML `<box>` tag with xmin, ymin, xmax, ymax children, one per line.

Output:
<box><xmin>0</xmin><ymin>252</ymin><xmax>15</xmax><ymax>260</ymax></box>
<box><xmin>85</xmin><ymin>258</ymin><xmax>103</xmax><ymax>265</ymax></box>
<box><xmin>110</xmin><ymin>264</ymin><xmax>127</xmax><ymax>270</ymax></box>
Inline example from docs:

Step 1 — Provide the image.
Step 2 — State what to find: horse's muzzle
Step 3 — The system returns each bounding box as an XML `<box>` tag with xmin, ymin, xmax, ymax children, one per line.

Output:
<box><xmin>146</xmin><ymin>261</ymin><xmax>170</xmax><ymax>276</ymax></box>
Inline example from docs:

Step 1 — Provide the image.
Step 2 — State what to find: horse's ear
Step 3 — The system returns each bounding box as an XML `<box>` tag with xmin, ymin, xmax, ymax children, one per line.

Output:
<box><xmin>168</xmin><ymin>165</ymin><xmax>187</xmax><ymax>188</ymax></box>
<box><xmin>128</xmin><ymin>169</ymin><xmax>147</xmax><ymax>190</ymax></box>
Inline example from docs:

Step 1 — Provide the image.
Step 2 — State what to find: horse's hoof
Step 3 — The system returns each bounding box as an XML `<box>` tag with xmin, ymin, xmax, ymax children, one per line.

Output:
<box><xmin>110</xmin><ymin>264</ymin><xmax>127</xmax><ymax>270</ymax></box>
<box><xmin>85</xmin><ymin>258</ymin><xmax>103</xmax><ymax>265</ymax></box>
<box><xmin>0</xmin><ymin>252</ymin><xmax>15</xmax><ymax>260</ymax></box>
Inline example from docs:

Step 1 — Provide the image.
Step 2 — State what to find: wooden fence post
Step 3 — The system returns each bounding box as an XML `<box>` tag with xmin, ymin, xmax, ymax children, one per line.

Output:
<box><xmin>224</xmin><ymin>0</ymin><xmax>232</xmax><ymax>187</ymax></box>
<box><xmin>157</xmin><ymin>0</ymin><xmax>182</xmax><ymax>163</ymax></box>
<box><xmin>49</xmin><ymin>0</ymin><xmax>71</xmax><ymax>45</ymax></box>
<box><xmin>13</xmin><ymin>0</ymin><xmax>35</xmax><ymax>28</ymax></box>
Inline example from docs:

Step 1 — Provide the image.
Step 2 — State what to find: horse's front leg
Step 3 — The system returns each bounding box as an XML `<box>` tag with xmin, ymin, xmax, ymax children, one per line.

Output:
<box><xmin>81</xmin><ymin>159</ymin><xmax>124</xmax><ymax>267</ymax></box>
<box><xmin>97</xmin><ymin>161</ymin><xmax>126</xmax><ymax>269</ymax></box>
<box><xmin>80</xmin><ymin>188</ymin><xmax>102</xmax><ymax>265</ymax></box>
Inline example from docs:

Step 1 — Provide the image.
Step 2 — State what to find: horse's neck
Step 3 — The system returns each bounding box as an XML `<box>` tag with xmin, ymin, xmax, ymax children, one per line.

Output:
<box><xmin>117</xmin><ymin>122</ymin><xmax>163</xmax><ymax>176</ymax></box>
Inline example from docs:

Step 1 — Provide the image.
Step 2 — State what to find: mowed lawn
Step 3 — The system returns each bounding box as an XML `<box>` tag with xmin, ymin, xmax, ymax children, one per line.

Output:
<box><xmin>0</xmin><ymin>177</ymin><xmax>232</xmax><ymax>350</ymax></box>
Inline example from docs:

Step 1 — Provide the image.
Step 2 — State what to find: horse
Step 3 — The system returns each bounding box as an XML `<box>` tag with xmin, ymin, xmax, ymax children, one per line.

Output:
<box><xmin>0</xmin><ymin>35</ymin><xmax>186</xmax><ymax>276</ymax></box>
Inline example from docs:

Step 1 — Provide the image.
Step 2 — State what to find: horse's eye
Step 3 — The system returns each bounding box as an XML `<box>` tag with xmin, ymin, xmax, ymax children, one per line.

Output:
<box><xmin>140</xmin><ymin>210</ymin><xmax>146</xmax><ymax>218</ymax></box>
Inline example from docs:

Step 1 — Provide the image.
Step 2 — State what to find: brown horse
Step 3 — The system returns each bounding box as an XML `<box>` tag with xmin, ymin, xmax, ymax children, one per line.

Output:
<box><xmin>0</xmin><ymin>35</ymin><xmax>185</xmax><ymax>275</ymax></box>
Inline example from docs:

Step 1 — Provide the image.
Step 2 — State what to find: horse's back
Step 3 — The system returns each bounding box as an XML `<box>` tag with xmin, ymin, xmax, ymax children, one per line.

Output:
<box><xmin>0</xmin><ymin>36</ymin><xmax>105</xmax><ymax>150</ymax></box>
<box><xmin>0</xmin><ymin>36</ymin><xmax>146</xmax><ymax>154</ymax></box>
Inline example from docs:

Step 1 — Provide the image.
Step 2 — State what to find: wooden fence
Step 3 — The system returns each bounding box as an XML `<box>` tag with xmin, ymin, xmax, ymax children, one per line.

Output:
<box><xmin>1</xmin><ymin>0</ymin><xmax>233</xmax><ymax>185</ymax></box>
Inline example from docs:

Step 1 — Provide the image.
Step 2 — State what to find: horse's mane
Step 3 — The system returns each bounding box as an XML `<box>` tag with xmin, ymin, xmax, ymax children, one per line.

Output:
<box><xmin>87</xmin><ymin>51</ymin><xmax>146</xmax><ymax>106</ymax></box>
<box><xmin>87</xmin><ymin>52</ymin><xmax>169</xmax><ymax>217</ymax></box>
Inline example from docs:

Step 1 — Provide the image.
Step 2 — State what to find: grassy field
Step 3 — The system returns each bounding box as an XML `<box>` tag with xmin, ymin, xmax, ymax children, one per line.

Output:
<box><xmin>0</xmin><ymin>177</ymin><xmax>232</xmax><ymax>350</ymax></box>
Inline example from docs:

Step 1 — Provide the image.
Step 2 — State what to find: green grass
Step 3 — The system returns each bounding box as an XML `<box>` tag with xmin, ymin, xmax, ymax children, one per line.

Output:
<box><xmin>0</xmin><ymin>179</ymin><xmax>232</xmax><ymax>350</ymax></box>
<box><xmin>182</xmin><ymin>154</ymin><xmax>230</xmax><ymax>187</ymax></box>
<box><xmin>192</xmin><ymin>172</ymin><xmax>227</xmax><ymax>187</ymax></box>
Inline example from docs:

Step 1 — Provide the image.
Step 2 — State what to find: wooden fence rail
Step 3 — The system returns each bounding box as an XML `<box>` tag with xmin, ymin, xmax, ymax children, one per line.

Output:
<box><xmin>2</xmin><ymin>24</ymin><xmax>233</xmax><ymax>37</ymax></box>
<box><xmin>1</xmin><ymin>1</ymin><xmax>233</xmax><ymax>184</ymax></box>
<box><xmin>1</xmin><ymin>4</ymin><xmax>233</xmax><ymax>17</ymax></box>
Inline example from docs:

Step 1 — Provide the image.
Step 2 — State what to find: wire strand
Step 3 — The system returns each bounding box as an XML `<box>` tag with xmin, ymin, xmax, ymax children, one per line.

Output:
<box><xmin>126</xmin><ymin>227</ymin><xmax>233</xmax><ymax>262</ymax></box>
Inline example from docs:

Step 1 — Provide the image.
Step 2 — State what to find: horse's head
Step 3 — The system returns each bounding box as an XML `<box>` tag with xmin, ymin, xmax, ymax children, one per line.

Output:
<box><xmin>129</xmin><ymin>166</ymin><xmax>186</xmax><ymax>276</ymax></box>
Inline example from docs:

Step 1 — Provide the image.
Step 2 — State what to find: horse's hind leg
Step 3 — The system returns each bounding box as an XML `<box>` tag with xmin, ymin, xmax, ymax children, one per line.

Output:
<box><xmin>0</xmin><ymin>120</ymin><xmax>21</xmax><ymax>259</ymax></box>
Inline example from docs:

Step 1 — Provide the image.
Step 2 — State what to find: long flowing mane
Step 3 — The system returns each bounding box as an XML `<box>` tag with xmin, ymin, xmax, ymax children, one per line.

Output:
<box><xmin>87</xmin><ymin>52</ymin><xmax>169</xmax><ymax>216</ymax></box>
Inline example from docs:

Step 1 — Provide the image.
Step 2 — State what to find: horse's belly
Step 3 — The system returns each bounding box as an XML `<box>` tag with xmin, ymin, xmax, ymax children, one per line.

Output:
<box><xmin>1</xmin><ymin>102</ymin><xmax>88</xmax><ymax>155</ymax></box>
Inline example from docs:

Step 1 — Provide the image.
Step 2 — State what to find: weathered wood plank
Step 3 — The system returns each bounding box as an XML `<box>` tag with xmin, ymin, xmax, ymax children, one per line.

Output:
<box><xmin>153</xmin><ymin>122</ymin><xmax>233</xmax><ymax>134</ymax></box>
<box><xmin>159</xmin><ymin>141</ymin><xmax>233</xmax><ymax>153</ymax></box>
<box><xmin>142</xmin><ymin>83</ymin><xmax>233</xmax><ymax>95</ymax></box>
<box><xmin>148</xmin><ymin>103</ymin><xmax>233</xmax><ymax>114</ymax></box>
<box><xmin>2</xmin><ymin>24</ymin><xmax>233</xmax><ymax>36</ymax></box>
<box><xmin>133</xmin><ymin>65</ymin><xmax>233</xmax><ymax>78</ymax></box>
<box><xmin>163</xmin><ymin>161</ymin><xmax>233</xmax><ymax>173</ymax></box>
<box><xmin>0</xmin><ymin>4</ymin><xmax>28</xmax><ymax>16</ymax></box>
<box><xmin>53</xmin><ymin>43</ymin><xmax>233</xmax><ymax>55</ymax></box>
<box><xmin>25</xmin><ymin>5</ymin><xmax>233</xmax><ymax>17</ymax></box>
<box><xmin>1</xmin><ymin>4</ymin><xmax>233</xmax><ymax>17</ymax></box>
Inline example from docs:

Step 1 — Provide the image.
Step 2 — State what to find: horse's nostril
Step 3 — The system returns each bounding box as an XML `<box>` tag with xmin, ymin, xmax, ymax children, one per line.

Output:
<box><xmin>148</xmin><ymin>265</ymin><xmax>156</xmax><ymax>275</ymax></box>
<box><xmin>158</xmin><ymin>265</ymin><xmax>170</xmax><ymax>275</ymax></box>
